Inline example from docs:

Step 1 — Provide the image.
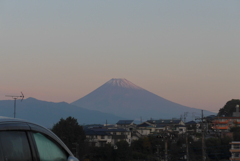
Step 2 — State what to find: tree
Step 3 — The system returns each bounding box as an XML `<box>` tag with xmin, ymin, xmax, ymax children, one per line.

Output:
<box><xmin>86</xmin><ymin>144</ymin><xmax>113</xmax><ymax>161</ymax></box>
<box><xmin>230</xmin><ymin>126</ymin><xmax>240</xmax><ymax>141</ymax></box>
<box><xmin>114</xmin><ymin>140</ymin><xmax>131</xmax><ymax>161</ymax></box>
<box><xmin>52</xmin><ymin>116</ymin><xmax>86</xmax><ymax>160</ymax></box>
<box><xmin>131</xmin><ymin>138</ymin><xmax>153</xmax><ymax>160</ymax></box>
<box><xmin>205</xmin><ymin>137</ymin><xmax>221</xmax><ymax>160</ymax></box>
<box><xmin>205</xmin><ymin>136</ymin><xmax>231</xmax><ymax>160</ymax></box>
<box><xmin>218</xmin><ymin>99</ymin><xmax>240</xmax><ymax>116</ymax></box>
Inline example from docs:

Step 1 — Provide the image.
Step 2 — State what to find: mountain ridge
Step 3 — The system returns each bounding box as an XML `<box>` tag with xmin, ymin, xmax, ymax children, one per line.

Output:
<box><xmin>0</xmin><ymin>97</ymin><xmax>126</xmax><ymax>128</ymax></box>
<box><xmin>72</xmin><ymin>78</ymin><xmax>215</xmax><ymax>120</ymax></box>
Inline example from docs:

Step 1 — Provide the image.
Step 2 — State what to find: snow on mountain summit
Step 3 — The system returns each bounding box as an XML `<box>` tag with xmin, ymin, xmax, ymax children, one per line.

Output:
<box><xmin>71</xmin><ymin>78</ymin><xmax>215</xmax><ymax>120</ymax></box>
<box><xmin>106</xmin><ymin>78</ymin><xmax>143</xmax><ymax>89</ymax></box>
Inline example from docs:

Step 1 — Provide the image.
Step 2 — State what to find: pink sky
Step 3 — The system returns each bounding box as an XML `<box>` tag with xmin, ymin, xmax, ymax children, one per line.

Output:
<box><xmin>1</xmin><ymin>1</ymin><xmax>240</xmax><ymax>113</ymax></box>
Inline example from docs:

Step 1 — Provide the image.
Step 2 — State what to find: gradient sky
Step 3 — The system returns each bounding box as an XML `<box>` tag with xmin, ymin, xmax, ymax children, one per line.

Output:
<box><xmin>1</xmin><ymin>1</ymin><xmax>240</xmax><ymax>113</ymax></box>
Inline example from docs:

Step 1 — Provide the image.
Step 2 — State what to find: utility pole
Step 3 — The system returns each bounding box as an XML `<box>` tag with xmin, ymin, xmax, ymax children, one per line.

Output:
<box><xmin>72</xmin><ymin>143</ymin><xmax>79</xmax><ymax>159</ymax></box>
<box><xmin>201</xmin><ymin>110</ymin><xmax>206</xmax><ymax>161</ymax></box>
<box><xmin>156</xmin><ymin>145</ymin><xmax>161</xmax><ymax>161</ymax></box>
<box><xmin>195</xmin><ymin>110</ymin><xmax>207</xmax><ymax>161</ymax></box>
<box><xmin>186</xmin><ymin>133</ymin><xmax>189</xmax><ymax>161</ymax></box>
<box><xmin>5</xmin><ymin>92</ymin><xmax>24</xmax><ymax>118</ymax></box>
<box><xmin>184</xmin><ymin>112</ymin><xmax>188</xmax><ymax>123</ymax></box>
<box><xmin>192</xmin><ymin>112</ymin><xmax>195</xmax><ymax>121</ymax></box>
<box><xmin>157</xmin><ymin>130</ymin><xmax>175</xmax><ymax>161</ymax></box>
<box><xmin>165</xmin><ymin>139</ymin><xmax>168</xmax><ymax>161</ymax></box>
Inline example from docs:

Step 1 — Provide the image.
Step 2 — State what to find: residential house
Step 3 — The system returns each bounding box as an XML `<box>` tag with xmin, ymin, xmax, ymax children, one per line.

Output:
<box><xmin>85</xmin><ymin>127</ymin><xmax>131</xmax><ymax>147</ymax></box>
<box><xmin>115</xmin><ymin>120</ymin><xmax>142</xmax><ymax>140</ymax></box>
<box><xmin>151</xmin><ymin>119</ymin><xmax>185</xmax><ymax>133</ymax></box>
<box><xmin>137</xmin><ymin>119</ymin><xmax>185</xmax><ymax>136</ymax></box>
<box><xmin>85</xmin><ymin>128</ymin><xmax>112</xmax><ymax>147</ymax></box>
<box><xmin>185</xmin><ymin>121</ymin><xmax>200</xmax><ymax>133</ymax></box>
<box><xmin>175</xmin><ymin>125</ymin><xmax>187</xmax><ymax>134</ymax></box>
<box><xmin>137</xmin><ymin>121</ymin><xmax>155</xmax><ymax>136</ymax></box>
<box><xmin>116</xmin><ymin>120</ymin><xmax>136</xmax><ymax>131</ymax></box>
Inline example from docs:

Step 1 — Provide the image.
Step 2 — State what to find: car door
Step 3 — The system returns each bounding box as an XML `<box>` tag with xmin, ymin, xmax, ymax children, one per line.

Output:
<box><xmin>0</xmin><ymin>121</ymin><xmax>78</xmax><ymax>161</ymax></box>
<box><xmin>0</xmin><ymin>131</ymin><xmax>33</xmax><ymax>161</ymax></box>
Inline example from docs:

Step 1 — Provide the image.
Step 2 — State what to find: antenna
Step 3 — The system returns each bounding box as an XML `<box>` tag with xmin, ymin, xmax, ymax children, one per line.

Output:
<box><xmin>184</xmin><ymin>112</ymin><xmax>188</xmax><ymax>123</ymax></box>
<box><xmin>192</xmin><ymin>112</ymin><xmax>195</xmax><ymax>121</ymax></box>
<box><xmin>5</xmin><ymin>92</ymin><xmax>24</xmax><ymax>118</ymax></box>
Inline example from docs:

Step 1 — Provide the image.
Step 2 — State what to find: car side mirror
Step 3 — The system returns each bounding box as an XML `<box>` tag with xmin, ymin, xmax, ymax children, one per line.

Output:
<box><xmin>68</xmin><ymin>156</ymin><xmax>79</xmax><ymax>161</ymax></box>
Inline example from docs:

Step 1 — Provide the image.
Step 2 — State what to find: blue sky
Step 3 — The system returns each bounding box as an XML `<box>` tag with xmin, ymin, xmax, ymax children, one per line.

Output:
<box><xmin>1</xmin><ymin>1</ymin><xmax>240</xmax><ymax>112</ymax></box>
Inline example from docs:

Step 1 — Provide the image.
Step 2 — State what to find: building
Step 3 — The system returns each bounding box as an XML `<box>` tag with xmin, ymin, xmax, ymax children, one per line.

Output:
<box><xmin>85</xmin><ymin>127</ymin><xmax>131</xmax><ymax>147</ymax></box>
<box><xmin>230</xmin><ymin>141</ymin><xmax>240</xmax><ymax>161</ymax></box>
<box><xmin>233</xmin><ymin>105</ymin><xmax>240</xmax><ymax>117</ymax></box>
<box><xmin>212</xmin><ymin>117</ymin><xmax>240</xmax><ymax>131</ymax></box>
<box><xmin>185</xmin><ymin>120</ymin><xmax>202</xmax><ymax>133</ymax></box>
<box><xmin>137</xmin><ymin>119</ymin><xmax>185</xmax><ymax>136</ymax></box>
<box><xmin>137</xmin><ymin>121</ymin><xmax>156</xmax><ymax>136</ymax></box>
<box><xmin>116</xmin><ymin>120</ymin><xmax>135</xmax><ymax>131</ymax></box>
<box><xmin>212</xmin><ymin>106</ymin><xmax>240</xmax><ymax>131</ymax></box>
<box><xmin>116</xmin><ymin>120</ymin><xmax>134</xmax><ymax>126</ymax></box>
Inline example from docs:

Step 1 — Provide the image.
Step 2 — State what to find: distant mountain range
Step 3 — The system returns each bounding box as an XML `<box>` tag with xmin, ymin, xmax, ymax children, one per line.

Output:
<box><xmin>0</xmin><ymin>97</ymin><xmax>125</xmax><ymax>128</ymax></box>
<box><xmin>0</xmin><ymin>78</ymin><xmax>215</xmax><ymax>127</ymax></box>
<box><xmin>72</xmin><ymin>78</ymin><xmax>215</xmax><ymax>121</ymax></box>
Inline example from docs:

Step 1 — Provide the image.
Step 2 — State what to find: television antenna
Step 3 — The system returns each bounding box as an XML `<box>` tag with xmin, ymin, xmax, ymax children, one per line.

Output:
<box><xmin>5</xmin><ymin>92</ymin><xmax>24</xmax><ymax>118</ymax></box>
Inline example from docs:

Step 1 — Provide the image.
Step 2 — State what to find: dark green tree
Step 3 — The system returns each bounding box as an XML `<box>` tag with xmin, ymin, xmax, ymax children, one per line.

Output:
<box><xmin>52</xmin><ymin>116</ymin><xmax>86</xmax><ymax>160</ymax></box>
<box><xmin>230</xmin><ymin>126</ymin><xmax>240</xmax><ymax>141</ymax></box>
<box><xmin>114</xmin><ymin>140</ymin><xmax>131</xmax><ymax>161</ymax></box>
<box><xmin>86</xmin><ymin>144</ymin><xmax>113</xmax><ymax>161</ymax></box>
<box><xmin>218</xmin><ymin>99</ymin><xmax>240</xmax><ymax>116</ymax></box>
<box><xmin>219</xmin><ymin>136</ymin><xmax>232</xmax><ymax>159</ymax></box>
<box><xmin>188</xmin><ymin>140</ymin><xmax>202</xmax><ymax>161</ymax></box>
<box><xmin>205</xmin><ymin>136</ymin><xmax>231</xmax><ymax>161</ymax></box>
<box><xmin>205</xmin><ymin>138</ymin><xmax>221</xmax><ymax>160</ymax></box>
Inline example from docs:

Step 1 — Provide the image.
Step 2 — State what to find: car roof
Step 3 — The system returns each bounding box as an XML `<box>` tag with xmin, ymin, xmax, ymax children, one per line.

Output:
<box><xmin>0</xmin><ymin>116</ymin><xmax>32</xmax><ymax>123</ymax></box>
<box><xmin>0</xmin><ymin>116</ymin><xmax>74</xmax><ymax>156</ymax></box>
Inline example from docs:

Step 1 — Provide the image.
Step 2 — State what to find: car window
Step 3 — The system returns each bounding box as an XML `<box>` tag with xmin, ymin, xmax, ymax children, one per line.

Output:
<box><xmin>0</xmin><ymin>131</ymin><xmax>32</xmax><ymax>161</ymax></box>
<box><xmin>32</xmin><ymin>132</ymin><xmax>67</xmax><ymax>161</ymax></box>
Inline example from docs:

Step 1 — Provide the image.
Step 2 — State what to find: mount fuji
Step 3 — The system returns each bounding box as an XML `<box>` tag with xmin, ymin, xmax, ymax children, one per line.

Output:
<box><xmin>72</xmin><ymin>78</ymin><xmax>215</xmax><ymax>121</ymax></box>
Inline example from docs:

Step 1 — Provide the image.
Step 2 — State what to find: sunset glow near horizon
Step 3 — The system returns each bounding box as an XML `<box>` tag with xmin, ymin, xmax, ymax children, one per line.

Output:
<box><xmin>1</xmin><ymin>1</ymin><xmax>240</xmax><ymax>113</ymax></box>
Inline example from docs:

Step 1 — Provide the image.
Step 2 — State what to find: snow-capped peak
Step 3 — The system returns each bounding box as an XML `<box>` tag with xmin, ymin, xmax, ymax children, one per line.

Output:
<box><xmin>106</xmin><ymin>78</ymin><xmax>143</xmax><ymax>89</ymax></box>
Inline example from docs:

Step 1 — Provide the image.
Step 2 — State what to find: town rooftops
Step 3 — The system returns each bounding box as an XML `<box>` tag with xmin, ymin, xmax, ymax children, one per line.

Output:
<box><xmin>147</xmin><ymin>119</ymin><xmax>182</xmax><ymax>125</ymax></box>
<box><xmin>85</xmin><ymin>127</ymin><xmax>129</xmax><ymax>136</ymax></box>
<box><xmin>116</xmin><ymin>120</ymin><xmax>134</xmax><ymax>125</ymax></box>
<box><xmin>185</xmin><ymin>121</ymin><xmax>197</xmax><ymax>125</ymax></box>
<box><xmin>137</xmin><ymin>122</ymin><xmax>154</xmax><ymax>128</ymax></box>
<box><xmin>175</xmin><ymin>125</ymin><xmax>186</xmax><ymax>127</ymax></box>
<box><xmin>156</xmin><ymin>124</ymin><xmax>167</xmax><ymax>128</ymax></box>
<box><xmin>85</xmin><ymin>129</ymin><xmax>110</xmax><ymax>136</ymax></box>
